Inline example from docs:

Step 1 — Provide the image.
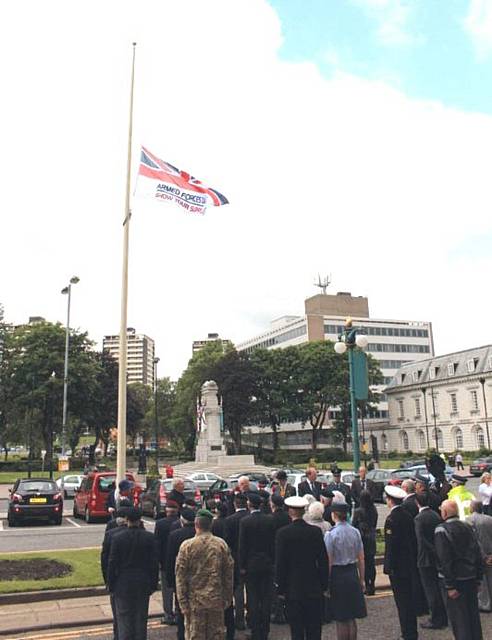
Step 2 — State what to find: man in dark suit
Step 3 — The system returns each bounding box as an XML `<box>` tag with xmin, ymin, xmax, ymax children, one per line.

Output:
<box><xmin>414</xmin><ymin>492</ymin><xmax>448</xmax><ymax>630</ymax></box>
<box><xmin>154</xmin><ymin>499</ymin><xmax>180</xmax><ymax>625</ymax></box>
<box><xmin>402</xmin><ymin>479</ymin><xmax>419</xmax><ymax>519</ymax></box>
<box><xmin>327</xmin><ymin>468</ymin><xmax>353</xmax><ymax>514</ymax></box>
<box><xmin>275</xmin><ymin>495</ymin><xmax>329</xmax><ymax>640</ymax></box>
<box><xmin>351</xmin><ymin>466</ymin><xmax>375</xmax><ymax>507</ymax></box>
<box><xmin>167</xmin><ymin>478</ymin><xmax>186</xmax><ymax>509</ymax></box>
<box><xmin>414</xmin><ymin>473</ymin><xmax>442</xmax><ymax>513</ymax></box>
<box><xmin>107</xmin><ymin>507</ymin><xmax>159</xmax><ymax>640</ymax></box>
<box><xmin>298</xmin><ymin>467</ymin><xmax>322</xmax><ymax>500</ymax></box>
<box><xmin>165</xmin><ymin>508</ymin><xmax>196</xmax><ymax>640</ymax></box>
<box><xmin>384</xmin><ymin>485</ymin><xmax>426</xmax><ymax>640</ymax></box>
<box><xmin>271</xmin><ymin>470</ymin><xmax>296</xmax><ymax>499</ymax></box>
<box><xmin>239</xmin><ymin>492</ymin><xmax>276</xmax><ymax>639</ymax></box>
<box><xmin>225</xmin><ymin>493</ymin><xmax>249</xmax><ymax>632</ymax></box>
<box><xmin>269</xmin><ymin>494</ymin><xmax>291</xmax><ymax>625</ymax></box>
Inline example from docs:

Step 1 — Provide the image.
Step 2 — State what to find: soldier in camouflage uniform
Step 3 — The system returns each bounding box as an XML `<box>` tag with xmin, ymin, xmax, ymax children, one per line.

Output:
<box><xmin>176</xmin><ymin>508</ymin><xmax>234</xmax><ymax>640</ymax></box>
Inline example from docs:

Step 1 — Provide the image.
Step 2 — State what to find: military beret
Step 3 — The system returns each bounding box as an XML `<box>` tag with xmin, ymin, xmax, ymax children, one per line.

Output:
<box><xmin>330</xmin><ymin>502</ymin><xmax>350</xmax><ymax>514</ymax></box>
<box><xmin>247</xmin><ymin>493</ymin><xmax>262</xmax><ymax>508</ymax></box>
<box><xmin>180</xmin><ymin>507</ymin><xmax>196</xmax><ymax>522</ymax></box>
<box><xmin>118</xmin><ymin>479</ymin><xmax>133</xmax><ymax>492</ymax></box>
<box><xmin>126</xmin><ymin>506</ymin><xmax>142</xmax><ymax>522</ymax></box>
<box><xmin>285</xmin><ymin>496</ymin><xmax>309</xmax><ymax>509</ymax></box>
<box><xmin>196</xmin><ymin>508</ymin><xmax>214</xmax><ymax>520</ymax></box>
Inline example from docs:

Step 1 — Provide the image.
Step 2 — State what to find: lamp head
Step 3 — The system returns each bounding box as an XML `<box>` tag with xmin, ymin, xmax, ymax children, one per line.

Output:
<box><xmin>70</xmin><ymin>276</ymin><xmax>80</xmax><ymax>285</ymax></box>
<box><xmin>334</xmin><ymin>341</ymin><xmax>347</xmax><ymax>355</ymax></box>
<box><xmin>355</xmin><ymin>334</ymin><xmax>368</xmax><ymax>349</ymax></box>
<box><xmin>153</xmin><ymin>357</ymin><xmax>160</xmax><ymax>364</ymax></box>
<box><xmin>61</xmin><ymin>287</ymin><xmax>69</xmax><ymax>295</ymax></box>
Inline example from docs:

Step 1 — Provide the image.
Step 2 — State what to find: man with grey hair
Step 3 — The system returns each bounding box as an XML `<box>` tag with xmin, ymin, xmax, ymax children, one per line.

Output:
<box><xmin>168</xmin><ymin>478</ymin><xmax>185</xmax><ymax>509</ymax></box>
<box><xmin>402</xmin><ymin>479</ymin><xmax>419</xmax><ymax>519</ymax></box>
<box><xmin>467</xmin><ymin>500</ymin><xmax>492</xmax><ymax>612</ymax></box>
<box><xmin>435</xmin><ymin>499</ymin><xmax>483</xmax><ymax>639</ymax></box>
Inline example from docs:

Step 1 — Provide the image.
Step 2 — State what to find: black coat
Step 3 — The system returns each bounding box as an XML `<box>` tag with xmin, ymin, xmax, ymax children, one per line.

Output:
<box><xmin>212</xmin><ymin>517</ymin><xmax>227</xmax><ymax>540</ymax></box>
<box><xmin>154</xmin><ymin>514</ymin><xmax>179</xmax><ymax>567</ymax></box>
<box><xmin>414</xmin><ymin>507</ymin><xmax>442</xmax><ymax>569</ymax></box>
<box><xmin>402</xmin><ymin>494</ymin><xmax>419</xmax><ymax>519</ymax></box>
<box><xmin>107</xmin><ymin>526</ymin><xmax>159</xmax><ymax>596</ymax></box>
<box><xmin>167</xmin><ymin>489</ymin><xmax>185</xmax><ymax>508</ymax></box>
<box><xmin>351</xmin><ymin>478</ymin><xmax>376</xmax><ymax>507</ymax></box>
<box><xmin>100</xmin><ymin>524</ymin><xmax>127</xmax><ymax>584</ymax></box>
<box><xmin>270</xmin><ymin>508</ymin><xmax>291</xmax><ymax>533</ymax></box>
<box><xmin>165</xmin><ymin>523</ymin><xmax>195</xmax><ymax>589</ymax></box>
<box><xmin>225</xmin><ymin>509</ymin><xmax>249</xmax><ymax>555</ymax></box>
<box><xmin>384</xmin><ymin>505</ymin><xmax>419</xmax><ymax>578</ymax></box>
<box><xmin>239</xmin><ymin>511</ymin><xmax>275</xmax><ymax>575</ymax></box>
<box><xmin>298</xmin><ymin>480</ymin><xmax>322</xmax><ymax>500</ymax></box>
<box><xmin>275</xmin><ymin>519</ymin><xmax>329</xmax><ymax>600</ymax></box>
<box><xmin>352</xmin><ymin>506</ymin><xmax>377</xmax><ymax>556</ymax></box>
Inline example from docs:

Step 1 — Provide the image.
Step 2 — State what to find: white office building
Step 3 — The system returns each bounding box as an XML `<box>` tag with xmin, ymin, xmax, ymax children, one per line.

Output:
<box><xmin>103</xmin><ymin>328</ymin><xmax>155</xmax><ymax>387</ymax></box>
<box><xmin>384</xmin><ymin>345</ymin><xmax>492</xmax><ymax>454</ymax></box>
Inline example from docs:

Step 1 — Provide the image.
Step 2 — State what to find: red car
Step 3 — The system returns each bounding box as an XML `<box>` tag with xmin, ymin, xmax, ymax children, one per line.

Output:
<box><xmin>72</xmin><ymin>471</ymin><xmax>142</xmax><ymax>523</ymax></box>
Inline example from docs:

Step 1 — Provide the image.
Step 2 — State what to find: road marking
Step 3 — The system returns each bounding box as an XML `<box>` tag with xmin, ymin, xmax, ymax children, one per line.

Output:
<box><xmin>4</xmin><ymin>545</ymin><xmax>99</xmax><ymax>555</ymax></box>
<box><xmin>0</xmin><ymin>519</ymin><xmax>3</xmax><ymax>531</ymax></box>
<box><xmin>65</xmin><ymin>518</ymin><xmax>81</xmax><ymax>528</ymax></box>
<box><xmin>10</xmin><ymin>618</ymin><xmax>162</xmax><ymax>639</ymax></box>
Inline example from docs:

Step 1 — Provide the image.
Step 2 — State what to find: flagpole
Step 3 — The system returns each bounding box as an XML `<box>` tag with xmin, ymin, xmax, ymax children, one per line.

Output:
<box><xmin>116</xmin><ymin>42</ymin><xmax>137</xmax><ymax>486</ymax></box>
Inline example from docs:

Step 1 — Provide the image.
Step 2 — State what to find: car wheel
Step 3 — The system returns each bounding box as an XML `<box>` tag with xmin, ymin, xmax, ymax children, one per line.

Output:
<box><xmin>85</xmin><ymin>507</ymin><xmax>94</xmax><ymax>524</ymax></box>
<box><xmin>7</xmin><ymin>513</ymin><xmax>17</xmax><ymax>527</ymax></box>
<box><xmin>53</xmin><ymin>516</ymin><xmax>63</xmax><ymax>526</ymax></box>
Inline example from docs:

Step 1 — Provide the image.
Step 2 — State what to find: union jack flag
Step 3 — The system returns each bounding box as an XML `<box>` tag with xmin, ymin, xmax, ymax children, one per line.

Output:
<box><xmin>137</xmin><ymin>146</ymin><xmax>229</xmax><ymax>213</ymax></box>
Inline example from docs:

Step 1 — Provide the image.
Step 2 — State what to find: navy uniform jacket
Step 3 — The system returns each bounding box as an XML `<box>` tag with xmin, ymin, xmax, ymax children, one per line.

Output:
<box><xmin>270</xmin><ymin>508</ymin><xmax>291</xmax><ymax>533</ymax></box>
<box><xmin>165</xmin><ymin>523</ymin><xmax>195</xmax><ymax>590</ymax></box>
<box><xmin>384</xmin><ymin>505</ymin><xmax>418</xmax><ymax>577</ymax></box>
<box><xmin>100</xmin><ymin>524</ymin><xmax>127</xmax><ymax>584</ymax></box>
<box><xmin>154</xmin><ymin>514</ymin><xmax>179</xmax><ymax>567</ymax></box>
<box><xmin>275</xmin><ymin>519</ymin><xmax>329</xmax><ymax>599</ymax></box>
<box><xmin>239</xmin><ymin>511</ymin><xmax>275</xmax><ymax>575</ymax></box>
<box><xmin>107</xmin><ymin>527</ymin><xmax>159</xmax><ymax>596</ymax></box>
<box><xmin>414</xmin><ymin>507</ymin><xmax>442</xmax><ymax>569</ymax></box>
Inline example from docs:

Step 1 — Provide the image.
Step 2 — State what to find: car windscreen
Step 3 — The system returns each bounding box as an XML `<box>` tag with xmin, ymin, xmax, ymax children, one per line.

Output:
<box><xmin>19</xmin><ymin>481</ymin><xmax>57</xmax><ymax>492</ymax></box>
<box><xmin>183</xmin><ymin>481</ymin><xmax>195</xmax><ymax>490</ymax></box>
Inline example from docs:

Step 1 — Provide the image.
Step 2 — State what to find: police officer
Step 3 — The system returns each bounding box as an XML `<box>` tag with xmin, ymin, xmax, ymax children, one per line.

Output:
<box><xmin>176</xmin><ymin>509</ymin><xmax>234</xmax><ymax>639</ymax></box>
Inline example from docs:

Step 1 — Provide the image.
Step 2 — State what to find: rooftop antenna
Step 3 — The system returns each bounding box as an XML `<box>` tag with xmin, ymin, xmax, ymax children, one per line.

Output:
<box><xmin>314</xmin><ymin>274</ymin><xmax>331</xmax><ymax>295</ymax></box>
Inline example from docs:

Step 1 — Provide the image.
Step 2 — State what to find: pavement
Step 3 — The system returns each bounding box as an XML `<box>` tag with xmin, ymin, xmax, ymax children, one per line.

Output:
<box><xmin>0</xmin><ymin>568</ymin><xmax>393</xmax><ymax>637</ymax></box>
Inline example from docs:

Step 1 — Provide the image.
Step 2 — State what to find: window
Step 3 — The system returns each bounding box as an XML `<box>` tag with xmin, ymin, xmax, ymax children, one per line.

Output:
<box><xmin>401</xmin><ymin>430</ymin><xmax>409</xmax><ymax>450</ymax></box>
<box><xmin>455</xmin><ymin>428</ymin><xmax>463</xmax><ymax>449</ymax></box>
<box><xmin>431</xmin><ymin>393</ymin><xmax>439</xmax><ymax>417</ymax></box>
<box><xmin>412</xmin><ymin>371</ymin><xmax>419</xmax><ymax>382</ymax></box>
<box><xmin>415</xmin><ymin>398</ymin><xmax>421</xmax><ymax>417</ymax></box>
<box><xmin>417</xmin><ymin>430</ymin><xmax>426</xmax><ymax>450</ymax></box>
<box><xmin>448</xmin><ymin>363</ymin><xmax>457</xmax><ymax>376</ymax></box>
<box><xmin>488</xmin><ymin>355</ymin><xmax>492</xmax><ymax>370</ymax></box>
<box><xmin>471</xmin><ymin>390</ymin><xmax>479</xmax><ymax>411</ymax></box>
<box><xmin>398</xmin><ymin>400</ymin><xmax>405</xmax><ymax>419</ymax></box>
<box><xmin>476</xmin><ymin>426</ymin><xmax>485</xmax><ymax>449</ymax></box>
<box><xmin>467</xmin><ymin>359</ymin><xmax>476</xmax><ymax>373</ymax></box>
<box><xmin>432</xmin><ymin>428</ymin><xmax>443</xmax><ymax>450</ymax></box>
<box><xmin>450</xmin><ymin>393</ymin><xmax>458</xmax><ymax>413</ymax></box>
<box><xmin>381</xmin><ymin>434</ymin><xmax>388</xmax><ymax>451</ymax></box>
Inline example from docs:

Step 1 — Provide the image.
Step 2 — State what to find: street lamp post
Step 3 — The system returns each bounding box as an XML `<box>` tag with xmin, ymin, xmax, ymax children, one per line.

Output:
<box><xmin>335</xmin><ymin>318</ymin><xmax>369</xmax><ymax>472</ymax></box>
<box><xmin>61</xmin><ymin>277</ymin><xmax>79</xmax><ymax>457</ymax></box>
<box><xmin>49</xmin><ymin>370</ymin><xmax>56</xmax><ymax>479</ymax></box>
<box><xmin>153</xmin><ymin>357</ymin><xmax>160</xmax><ymax>472</ymax></box>
<box><xmin>430</xmin><ymin>388</ymin><xmax>439</xmax><ymax>452</ymax></box>
<box><xmin>421</xmin><ymin>387</ymin><xmax>430</xmax><ymax>450</ymax></box>
<box><xmin>479</xmin><ymin>378</ymin><xmax>491</xmax><ymax>450</ymax></box>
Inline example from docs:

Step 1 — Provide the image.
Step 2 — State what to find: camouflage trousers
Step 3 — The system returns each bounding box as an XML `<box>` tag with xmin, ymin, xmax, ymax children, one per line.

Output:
<box><xmin>184</xmin><ymin>608</ymin><xmax>224</xmax><ymax>640</ymax></box>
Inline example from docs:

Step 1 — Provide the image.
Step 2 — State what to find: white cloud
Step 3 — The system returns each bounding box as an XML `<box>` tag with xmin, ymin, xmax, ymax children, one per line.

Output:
<box><xmin>464</xmin><ymin>0</ymin><xmax>492</xmax><ymax>58</ymax></box>
<box><xmin>1</xmin><ymin>0</ymin><xmax>492</xmax><ymax>379</ymax></box>
<box><xmin>352</xmin><ymin>0</ymin><xmax>419</xmax><ymax>45</ymax></box>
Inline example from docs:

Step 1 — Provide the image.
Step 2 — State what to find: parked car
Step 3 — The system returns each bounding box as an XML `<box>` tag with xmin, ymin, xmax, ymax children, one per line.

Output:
<box><xmin>405</xmin><ymin>464</ymin><xmax>454</xmax><ymax>482</ymax></box>
<box><xmin>400</xmin><ymin>459</ymin><xmax>427</xmax><ymax>469</ymax></box>
<box><xmin>340</xmin><ymin>471</ymin><xmax>355</xmax><ymax>487</ymax></box>
<box><xmin>366</xmin><ymin>468</ymin><xmax>397</xmax><ymax>502</ymax></box>
<box><xmin>140</xmin><ymin>479</ymin><xmax>201</xmax><ymax>519</ymax></box>
<box><xmin>8</xmin><ymin>478</ymin><xmax>63</xmax><ymax>526</ymax></box>
<box><xmin>470</xmin><ymin>457</ymin><xmax>492</xmax><ymax>476</ymax></box>
<box><xmin>269</xmin><ymin>473</ymin><xmax>305</xmax><ymax>495</ymax></box>
<box><xmin>186</xmin><ymin>472</ymin><xmax>223</xmax><ymax>492</ymax></box>
<box><xmin>56</xmin><ymin>474</ymin><xmax>84</xmax><ymax>498</ymax></box>
<box><xmin>73</xmin><ymin>471</ymin><xmax>141</xmax><ymax>523</ymax></box>
<box><xmin>203</xmin><ymin>478</ymin><xmax>259</xmax><ymax>504</ymax></box>
<box><xmin>228</xmin><ymin>472</ymin><xmax>269</xmax><ymax>486</ymax></box>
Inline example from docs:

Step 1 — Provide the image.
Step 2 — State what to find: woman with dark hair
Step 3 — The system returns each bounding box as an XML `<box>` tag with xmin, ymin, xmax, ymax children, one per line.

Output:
<box><xmin>352</xmin><ymin>490</ymin><xmax>378</xmax><ymax>596</ymax></box>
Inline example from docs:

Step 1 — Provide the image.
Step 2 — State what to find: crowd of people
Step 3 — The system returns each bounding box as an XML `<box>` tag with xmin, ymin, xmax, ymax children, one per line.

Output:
<box><xmin>100</xmin><ymin>459</ymin><xmax>492</xmax><ymax>640</ymax></box>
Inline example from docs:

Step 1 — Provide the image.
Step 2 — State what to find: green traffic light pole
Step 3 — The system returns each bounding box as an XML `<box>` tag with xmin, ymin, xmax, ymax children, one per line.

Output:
<box><xmin>335</xmin><ymin>318</ymin><xmax>369</xmax><ymax>473</ymax></box>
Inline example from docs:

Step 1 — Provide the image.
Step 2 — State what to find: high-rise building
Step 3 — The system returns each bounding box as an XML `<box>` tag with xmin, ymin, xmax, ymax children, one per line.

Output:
<box><xmin>103</xmin><ymin>328</ymin><xmax>155</xmax><ymax>387</ymax></box>
<box><xmin>192</xmin><ymin>332</ymin><xmax>232</xmax><ymax>355</ymax></box>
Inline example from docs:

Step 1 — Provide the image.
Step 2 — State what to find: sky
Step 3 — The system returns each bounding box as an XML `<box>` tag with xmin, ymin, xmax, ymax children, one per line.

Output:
<box><xmin>2</xmin><ymin>0</ymin><xmax>492</xmax><ymax>380</ymax></box>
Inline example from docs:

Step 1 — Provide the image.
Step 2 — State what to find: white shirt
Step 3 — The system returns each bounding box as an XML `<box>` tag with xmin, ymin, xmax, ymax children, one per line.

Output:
<box><xmin>479</xmin><ymin>482</ymin><xmax>492</xmax><ymax>506</ymax></box>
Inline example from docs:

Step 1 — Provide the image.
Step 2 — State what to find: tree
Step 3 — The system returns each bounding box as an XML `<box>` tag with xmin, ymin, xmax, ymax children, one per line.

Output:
<box><xmin>143</xmin><ymin>377</ymin><xmax>176</xmax><ymax>445</ymax></box>
<box><xmin>89</xmin><ymin>350</ymin><xmax>119</xmax><ymax>455</ymax></box>
<box><xmin>210</xmin><ymin>350</ymin><xmax>257</xmax><ymax>453</ymax></box>
<box><xmin>127</xmin><ymin>382</ymin><xmax>152</xmax><ymax>449</ymax></box>
<box><xmin>249</xmin><ymin>347</ymin><xmax>303</xmax><ymax>460</ymax></box>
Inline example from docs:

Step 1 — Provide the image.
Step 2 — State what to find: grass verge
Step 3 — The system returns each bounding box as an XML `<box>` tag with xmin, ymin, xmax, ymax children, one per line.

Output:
<box><xmin>0</xmin><ymin>471</ymin><xmax>63</xmax><ymax>485</ymax></box>
<box><xmin>0</xmin><ymin>548</ymin><xmax>102</xmax><ymax>593</ymax></box>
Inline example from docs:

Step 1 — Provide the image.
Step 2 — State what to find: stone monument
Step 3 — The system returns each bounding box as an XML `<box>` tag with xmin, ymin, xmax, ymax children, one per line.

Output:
<box><xmin>195</xmin><ymin>380</ymin><xmax>227</xmax><ymax>464</ymax></box>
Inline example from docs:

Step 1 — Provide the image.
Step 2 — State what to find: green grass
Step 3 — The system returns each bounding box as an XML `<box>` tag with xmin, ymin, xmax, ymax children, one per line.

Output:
<box><xmin>0</xmin><ymin>471</ymin><xmax>63</xmax><ymax>485</ymax></box>
<box><xmin>0</xmin><ymin>548</ymin><xmax>102</xmax><ymax>593</ymax></box>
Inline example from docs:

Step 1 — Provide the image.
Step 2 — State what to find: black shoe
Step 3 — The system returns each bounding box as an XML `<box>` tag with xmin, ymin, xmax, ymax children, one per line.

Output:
<box><xmin>420</xmin><ymin>620</ymin><xmax>446</xmax><ymax>629</ymax></box>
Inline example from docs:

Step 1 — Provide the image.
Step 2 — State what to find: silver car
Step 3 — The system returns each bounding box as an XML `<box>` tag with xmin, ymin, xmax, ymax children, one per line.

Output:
<box><xmin>56</xmin><ymin>474</ymin><xmax>84</xmax><ymax>498</ymax></box>
<box><xmin>186</xmin><ymin>472</ymin><xmax>223</xmax><ymax>492</ymax></box>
